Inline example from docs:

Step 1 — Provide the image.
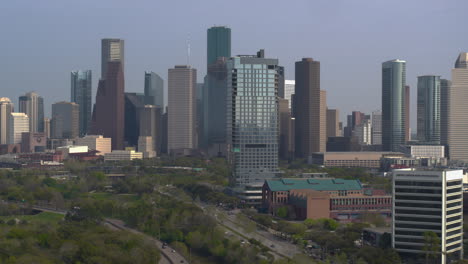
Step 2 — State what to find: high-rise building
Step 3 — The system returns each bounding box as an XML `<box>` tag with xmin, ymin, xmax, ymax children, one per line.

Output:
<box><xmin>144</xmin><ymin>71</ymin><xmax>164</xmax><ymax>108</ymax></box>
<box><xmin>0</xmin><ymin>98</ymin><xmax>13</xmax><ymax>145</ymax></box>
<box><xmin>168</xmin><ymin>65</ymin><xmax>197</xmax><ymax>154</ymax></box>
<box><xmin>18</xmin><ymin>92</ymin><xmax>44</xmax><ymax>133</ymax></box>
<box><xmin>279</xmin><ymin>98</ymin><xmax>294</xmax><ymax>160</ymax></box>
<box><xmin>124</xmin><ymin>93</ymin><xmax>144</xmax><ymax>147</ymax></box>
<box><xmin>227</xmin><ymin>51</ymin><xmax>280</xmax><ymax>187</ymax></box>
<box><xmin>139</xmin><ymin>104</ymin><xmax>162</xmax><ymax>155</ymax></box>
<box><xmin>392</xmin><ymin>169</ymin><xmax>463</xmax><ymax>263</ymax></box>
<box><xmin>326</xmin><ymin>108</ymin><xmax>340</xmax><ymax>138</ymax></box>
<box><xmin>92</xmin><ymin>61</ymin><xmax>125</xmax><ymax>150</ymax></box>
<box><xmin>417</xmin><ymin>75</ymin><xmax>441</xmax><ymax>144</ymax></box>
<box><xmin>382</xmin><ymin>59</ymin><xmax>406</xmax><ymax>151</ymax></box>
<box><xmin>294</xmin><ymin>58</ymin><xmax>327</xmax><ymax>158</ymax></box>
<box><xmin>284</xmin><ymin>80</ymin><xmax>295</xmax><ymax>109</ymax></box>
<box><xmin>449</xmin><ymin>53</ymin><xmax>468</xmax><ymax>162</ymax></box>
<box><xmin>371</xmin><ymin>110</ymin><xmax>382</xmax><ymax>145</ymax></box>
<box><xmin>101</xmin><ymin>39</ymin><xmax>124</xmax><ymax>78</ymax></box>
<box><xmin>207</xmin><ymin>26</ymin><xmax>231</xmax><ymax>66</ymax></box>
<box><xmin>405</xmin><ymin>85</ymin><xmax>410</xmax><ymax>142</ymax></box>
<box><xmin>51</xmin><ymin>102</ymin><xmax>79</xmax><ymax>139</ymax></box>
<box><xmin>440</xmin><ymin>79</ymin><xmax>451</xmax><ymax>147</ymax></box>
<box><xmin>205</xmin><ymin>57</ymin><xmax>228</xmax><ymax>149</ymax></box>
<box><xmin>71</xmin><ymin>70</ymin><xmax>92</xmax><ymax>136</ymax></box>
<box><xmin>43</xmin><ymin>118</ymin><xmax>50</xmax><ymax>139</ymax></box>
<box><xmin>138</xmin><ymin>136</ymin><xmax>156</xmax><ymax>158</ymax></box>
<box><xmin>353</xmin><ymin>119</ymin><xmax>372</xmax><ymax>145</ymax></box>
<box><xmin>9</xmin><ymin>113</ymin><xmax>29</xmax><ymax>144</ymax></box>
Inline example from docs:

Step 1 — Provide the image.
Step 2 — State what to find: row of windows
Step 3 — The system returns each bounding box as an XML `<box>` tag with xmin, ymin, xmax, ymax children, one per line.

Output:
<box><xmin>447</xmin><ymin>187</ymin><xmax>462</xmax><ymax>194</ymax></box>
<box><xmin>395</xmin><ymin>223</ymin><xmax>441</xmax><ymax>230</ymax></box>
<box><xmin>447</xmin><ymin>236</ymin><xmax>462</xmax><ymax>244</ymax></box>
<box><xmin>395</xmin><ymin>209</ymin><xmax>440</xmax><ymax>216</ymax></box>
<box><xmin>395</xmin><ymin>188</ymin><xmax>442</xmax><ymax>194</ymax></box>
<box><xmin>395</xmin><ymin>181</ymin><xmax>441</xmax><ymax>187</ymax></box>
<box><xmin>447</xmin><ymin>181</ymin><xmax>462</xmax><ymax>187</ymax></box>
<box><xmin>331</xmin><ymin>198</ymin><xmax>391</xmax><ymax>206</ymax></box>
<box><xmin>447</xmin><ymin>208</ymin><xmax>462</xmax><ymax>215</ymax></box>
<box><xmin>447</xmin><ymin>223</ymin><xmax>462</xmax><ymax>230</ymax></box>
<box><xmin>395</xmin><ymin>216</ymin><xmax>441</xmax><ymax>223</ymax></box>
<box><xmin>447</xmin><ymin>228</ymin><xmax>462</xmax><ymax>237</ymax></box>
<box><xmin>395</xmin><ymin>202</ymin><xmax>442</xmax><ymax>208</ymax></box>
<box><xmin>395</xmin><ymin>195</ymin><xmax>441</xmax><ymax>201</ymax></box>
<box><xmin>394</xmin><ymin>237</ymin><xmax>424</xmax><ymax>244</ymax></box>
<box><xmin>447</xmin><ymin>194</ymin><xmax>462</xmax><ymax>201</ymax></box>
<box><xmin>447</xmin><ymin>202</ymin><xmax>462</xmax><ymax>208</ymax></box>
<box><xmin>447</xmin><ymin>215</ymin><xmax>462</xmax><ymax>222</ymax></box>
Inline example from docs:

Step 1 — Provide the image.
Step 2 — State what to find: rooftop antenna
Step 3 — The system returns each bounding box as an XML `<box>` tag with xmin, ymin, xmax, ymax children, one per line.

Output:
<box><xmin>187</xmin><ymin>34</ymin><xmax>191</xmax><ymax>66</ymax></box>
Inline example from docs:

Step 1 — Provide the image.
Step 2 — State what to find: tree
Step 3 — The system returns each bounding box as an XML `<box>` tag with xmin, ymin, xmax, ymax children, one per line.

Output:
<box><xmin>276</xmin><ymin>206</ymin><xmax>288</xmax><ymax>218</ymax></box>
<box><xmin>423</xmin><ymin>231</ymin><xmax>440</xmax><ymax>264</ymax></box>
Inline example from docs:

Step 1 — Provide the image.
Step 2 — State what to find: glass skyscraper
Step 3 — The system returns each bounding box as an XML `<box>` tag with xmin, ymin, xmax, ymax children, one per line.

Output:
<box><xmin>227</xmin><ymin>51</ymin><xmax>279</xmax><ymax>187</ymax></box>
<box><xmin>71</xmin><ymin>70</ymin><xmax>92</xmax><ymax>136</ymax></box>
<box><xmin>382</xmin><ymin>59</ymin><xmax>406</xmax><ymax>151</ymax></box>
<box><xmin>18</xmin><ymin>91</ymin><xmax>44</xmax><ymax>133</ymax></box>
<box><xmin>417</xmin><ymin>75</ymin><xmax>441</xmax><ymax>144</ymax></box>
<box><xmin>207</xmin><ymin>26</ymin><xmax>231</xmax><ymax>66</ymax></box>
<box><xmin>144</xmin><ymin>71</ymin><xmax>164</xmax><ymax>109</ymax></box>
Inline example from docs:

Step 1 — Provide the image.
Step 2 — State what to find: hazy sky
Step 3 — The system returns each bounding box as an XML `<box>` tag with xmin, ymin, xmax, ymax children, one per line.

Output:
<box><xmin>1</xmin><ymin>0</ymin><xmax>467</xmax><ymax>131</ymax></box>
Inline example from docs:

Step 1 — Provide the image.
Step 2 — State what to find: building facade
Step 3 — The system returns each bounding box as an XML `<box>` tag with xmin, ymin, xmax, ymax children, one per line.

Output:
<box><xmin>0</xmin><ymin>98</ymin><xmax>13</xmax><ymax>144</ymax></box>
<box><xmin>75</xmin><ymin>135</ymin><xmax>111</xmax><ymax>155</ymax></box>
<box><xmin>417</xmin><ymin>75</ymin><xmax>441</xmax><ymax>144</ymax></box>
<box><xmin>104</xmin><ymin>150</ymin><xmax>143</xmax><ymax>161</ymax></box>
<box><xmin>392</xmin><ymin>169</ymin><xmax>463</xmax><ymax>263</ymax></box>
<box><xmin>295</xmin><ymin>58</ymin><xmax>326</xmax><ymax>158</ymax></box>
<box><xmin>310</xmin><ymin>151</ymin><xmax>405</xmax><ymax>168</ymax></box>
<box><xmin>284</xmin><ymin>80</ymin><xmax>295</xmax><ymax>109</ymax></box>
<box><xmin>144</xmin><ymin>71</ymin><xmax>164</xmax><ymax>108</ymax></box>
<box><xmin>354</xmin><ymin>118</ymin><xmax>372</xmax><ymax>145</ymax></box>
<box><xmin>326</xmin><ymin>108</ymin><xmax>340</xmax><ymax>139</ymax></box>
<box><xmin>207</xmin><ymin>26</ymin><xmax>231</xmax><ymax>66</ymax></box>
<box><xmin>51</xmin><ymin>102</ymin><xmax>79</xmax><ymax>139</ymax></box>
<box><xmin>372</xmin><ymin>110</ymin><xmax>382</xmax><ymax>145</ymax></box>
<box><xmin>440</xmin><ymin>79</ymin><xmax>451</xmax><ymax>147</ymax></box>
<box><xmin>448</xmin><ymin>53</ymin><xmax>468</xmax><ymax>162</ymax></box>
<box><xmin>382</xmin><ymin>60</ymin><xmax>406</xmax><ymax>151</ymax></box>
<box><xmin>71</xmin><ymin>70</ymin><xmax>92</xmax><ymax>136</ymax></box>
<box><xmin>227</xmin><ymin>52</ymin><xmax>280</xmax><ymax>187</ymax></box>
<box><xmin>101</xmin><ymin>39</ymin><xmax>124</xmax><ymax>78</ymax></box>
<box><xmin>168</xmin><ymin>65</ymin><xmax>197</xmax><ymax>154</ymax></box>
<box><xmin>9</xmin><ymin>113</ymin><xmax>29</xmax><ymax>144</ymax></box>
<box><xmin>18</xmin><ymin>92</ymin><xmax>44</xmax><ymax>133</ymax></box>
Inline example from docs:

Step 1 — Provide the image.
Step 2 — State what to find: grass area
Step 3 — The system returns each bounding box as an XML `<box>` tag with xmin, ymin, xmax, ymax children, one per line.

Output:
<box><xmin>0</xmin><ymin>211</ymin><xmax>64</xmax><ymax>224</ymax></box>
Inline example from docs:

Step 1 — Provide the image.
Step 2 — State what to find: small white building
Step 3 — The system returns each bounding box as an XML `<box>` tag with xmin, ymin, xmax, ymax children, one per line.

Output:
<box><xmin>104</xmin><ymin>150</ymin><xmax>143</xmax><ymax>161</ymax></box>
<box><xmin>75</xmin><ymin>135</ymin><xmax>111</xmax><ymax>155</ymax></box>
<box><xmin>57</xmin><ymin>145</ymin><xmax>88</xmax><ymax>159</ymax></box>
<box><xmin>9</xmin><ymin>113</ymin><xmax>29</xmax><ymax>144</ymax></box>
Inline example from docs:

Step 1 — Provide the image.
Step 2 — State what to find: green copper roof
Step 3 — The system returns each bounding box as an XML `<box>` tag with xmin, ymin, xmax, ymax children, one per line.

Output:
<box><xmin>265</xmin><ymin>178</ymin><xmax>362</xmax><ymax>192</ymax></box>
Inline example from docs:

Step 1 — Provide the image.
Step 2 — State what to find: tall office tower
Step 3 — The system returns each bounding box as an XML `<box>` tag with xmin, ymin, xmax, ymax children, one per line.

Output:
<box><xmin>168</xmin><ymin>65</ymin><xmax>197</xmax><ymax>154</ymax></box>
<box><xmin>449</xmin><ymin>53</ymin><xmax>468</xmax><ymax>162</ymax></box>
<box><xmin>43</xmin><ymin>118</ymin><xmax>50</xmax><ymax>139</ymax></box>
<box><xmin>207</xmin><ymin>26</ymin><xmax>231</xmax><ymax>66</ymax></box>
<box><xmin>440</xmin><ymin>79</ymin><xmax>451</xmax><ymax>146</ymax></box>
<box><xmin>71</xmin><ymin>70</ymin><xmax>92</xmax><ymax>136</ymax></box>
<box><xmin>144</xmin><ymin>71</ymin><xmax>164</xmax><ymax>108</ymax></box>
<box><xmin>91</xmin><ymin>60</ymin><xmax>125</xmax><ymax>150</ymax></box>
<box><xmin>226</xmin><ymin>51</ymin><xmax>280</xmax><ymax>186</ymax></box>
<box><xmin>51</xmin><ymin>102</ymin><xmax>79</xmax><ymax>139</ymax></box>
<box><xmin>205</xmin><ymin>58</ymin><xmax>228</xmax><ymax>149</ymax></box>
<box><xmin>196</xmin><ymin>83</ymin><xmax>205</xmax><ymax>147</ymax></box>
<box><xmin>278</xmin><ymin>66</ymin><xmax>285</xmax><ymax>98</ymax></box>
<box><xmin>392</xmin><ymin>169</ymin><xmax>464</xmax><ymax>263</ymax></box>
<box><xmin>417</xmin><ymin>75</ymin><xmax>441</xmax><ymax>144</ymax></box>
<box><xmin>294</xmin><ymin>58</ymin><xmax>326</xmax><ymax>158</ymax></box>
<box><xmin>8</xmin><ymin>113</ymin><xmax>29</xmax><ymax>144</ymax></box>
<box><xmin>124</xmin><ymin>93</ymin><xmax>144</xmax><ymax>147</ymax></box>
<box><xmin>326</xmin><ymin>108</ymin><xmax>340</xmax><ymax>138</ymax></box>
<box><xmin>139</xmin><ymin>105</ymin><xmax>162</xmax><ymax>155</ymax></box>
<box><xmin>18</xmin><ymin>92</ymin><xmax>44</xmax><ymax>133</ymax></box>
<box><xmin>382</xmin><ymin>59</ymin><xmax>406</xmax><ymax>151</ymax></box>
<box><xmin>405</xmin><ymin>85</ymin><xmax>410</xmax><ymax>142</ymax></box>
<box><xmin>353</xmin><ymin>119</ymin><xmax>372</xmax><ymax>145</ymax></box>
<box><xmin>284</xmin><ymin>80</ymin><xmax>295</xmax><ymax>109</ymax></box>
<box><xmin>101</xmin><ymin>39</ymin><xmax>124</xmax><ymax>78</ymax></box>
<box><xmin>371</xmin><ymin>110</ymin><xmax>382</xmax><ymax>145</ymax></box>
<box><xmin>279</xmin><ymin>98</ymin><xmax>294</xmax><ymax>160</ymax></box>
<box><xmin>0</xmin><ymin>98</ymin><xmax>13</xmax><ymax>144</ymax></box>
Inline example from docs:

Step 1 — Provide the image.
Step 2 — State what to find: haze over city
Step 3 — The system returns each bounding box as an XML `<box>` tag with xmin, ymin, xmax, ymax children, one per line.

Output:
<box><xmin>2</xmin><ymin>0</ymin><xmax>467</xmax><ymax>127</ymax></box>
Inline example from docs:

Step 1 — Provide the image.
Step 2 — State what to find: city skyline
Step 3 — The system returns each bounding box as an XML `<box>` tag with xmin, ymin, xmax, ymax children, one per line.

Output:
<box><xmin>2</xmin><ymin>1</ymin><xmax>467</xmax><ymax>128</ymax></box>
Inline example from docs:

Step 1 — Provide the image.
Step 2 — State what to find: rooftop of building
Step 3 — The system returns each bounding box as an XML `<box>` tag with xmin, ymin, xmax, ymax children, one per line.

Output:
<box><xmin>455</xmin><ymin>52</ymin><xmax>468</xmax><ymax>69</ymax></box>
<box><xmin>265</xmin><ymin>178</ymin><xmax>362</xmax><ymax>192</ymax></box>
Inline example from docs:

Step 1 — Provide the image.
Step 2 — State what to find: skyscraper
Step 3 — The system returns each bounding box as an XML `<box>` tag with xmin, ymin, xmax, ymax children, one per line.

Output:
<box><xmin>284</xmin><ymin>80</ymin><xmax>295</xmax><ymax>109</ymax></box>
<box><xmin>326</xmin><ymin>108</ymin><xmax>340</xmax><ymax>138</ymax></box>
<box><xmin>92</xmin><ymin>39</ymin><xmax>125</xmax><ymax>150</ymax></box>
<box><xmin>279</xmin><ymin>98</ymin><xmax>294</xmax><ymax>160</ymax></box>
<box><xmin>371</xmin><ymin>110</ymin><xmax>382</xmax><ymax>145</ymax></box>
<box><xmin>51</xmin><ymin>102</ymin><xmax>79</xmax><ymax>139</ymax></box>
<box><xmin>382</xmin><ymin>59</ymin><xmax>406</xmax><ymax>151</ymax></box>
<box><xmin>294</xmin><ymin>58</ymin><xmax>327</xmax><ymax>158</ymax></box>
<box><xmin>71</xmin><ymin>70</ymin><xmax>92</xmax><ymax>136</ymax></box>
<box><xmin>9</xmin><ymin>113</ymin><xmax>29</xmax><ymax>144</ymax></box>
<box><xmin>207</xmin><ymin>26</ymin><xmax>231</xmax><ymax>66</ymax></box>
<box><xmin>0</xmin><ymin>98</ymin><xmax>13</xmax><ymax>145</ymax></box>
<box><xmin>168</xmin><ymin>65</ymin><xmax>197</xmax><ymax>154</ymax></box>
<box><xmin>449</xmin><ymin>52</ymin><xmax>468</xmax><ymax>162</ymax></box>
<box><xmin>417</xmin><ymin>75</ymin><xmax>441</xmax><ymax>144</ymax></box>
<box><xmin>101</xmin><ymin>39</ymin><xmax>124</xmax><ymax>79</ymax></box>
<box><xmin>18</xmin><ymin>92</ymin><xmax>44</xmax><ymax>133</ymax></box>
<box><xmin>440</xmin><ymin>79</ymin><xmax>451</xmax><ymax>147</ymax></box>
<box><xmin>144</xmin><ymin>71</ymin><xmax>164</xmax><ymax>108</ymax></box>
<box><xmin>405</xmin><ymin>85</ymin><xmax>410</xmax><ymax>142</ymax></box>
<box><xmin>227</xmin><ymin>52</ymin><xmax>280</xmax><ymax>186</ymax></box>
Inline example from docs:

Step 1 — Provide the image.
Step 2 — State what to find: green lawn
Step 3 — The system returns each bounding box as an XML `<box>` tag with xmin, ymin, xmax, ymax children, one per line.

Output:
<box><xmin>0</xmin><ymin>212</ymin><xmax>64</xmax><ymax>224</ymax></box>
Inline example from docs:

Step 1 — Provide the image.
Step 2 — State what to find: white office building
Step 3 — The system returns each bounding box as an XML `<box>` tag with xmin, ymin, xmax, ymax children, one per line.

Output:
<box><xmin>284</xmin><ymin>80</ymin><xmax>295</xmax><ymax>109</ymax></box>
<box><xmin>392</xmin><ymin>169</ymin><xmax>463</xmax><ymax>263</ymax></box>
<box><xmin>104</xmin><ymin>150</ymin><xmax>143</xmax><ymax>161</ymax></box>
<box><xmin>75</xmin><ymin>135</ymin><xmax>111</xmax><ymax>155</ymax></box>
<box><xmin>9</xmin><ymin>113</ymin><xmax>29</xmax><ymax>144</ymax></box>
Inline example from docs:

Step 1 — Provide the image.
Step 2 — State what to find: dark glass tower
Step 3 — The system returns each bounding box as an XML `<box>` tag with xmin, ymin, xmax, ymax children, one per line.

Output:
<box><xmin>144</xmin><ymin>71</ymin><xmax>164</xmax><ymax>108</ymax></box>
<box><xmin>207</xmin><ymin>26</ymin><xmax>231</xmax><ymax>66</ymax></box>
<box><xmin>417</xmin><ymin>75</ymin><xmax>441</xmax><ymax>144</ymax></box>
<box><xmin>382</xmin><ymin>59</ymin><xmax>406</xmax><ymax>151</ymax></box>
<box><xmin>71</xmin><ymin>70</ymin><xmax>92</xmax><ymax>136</ymax></box>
